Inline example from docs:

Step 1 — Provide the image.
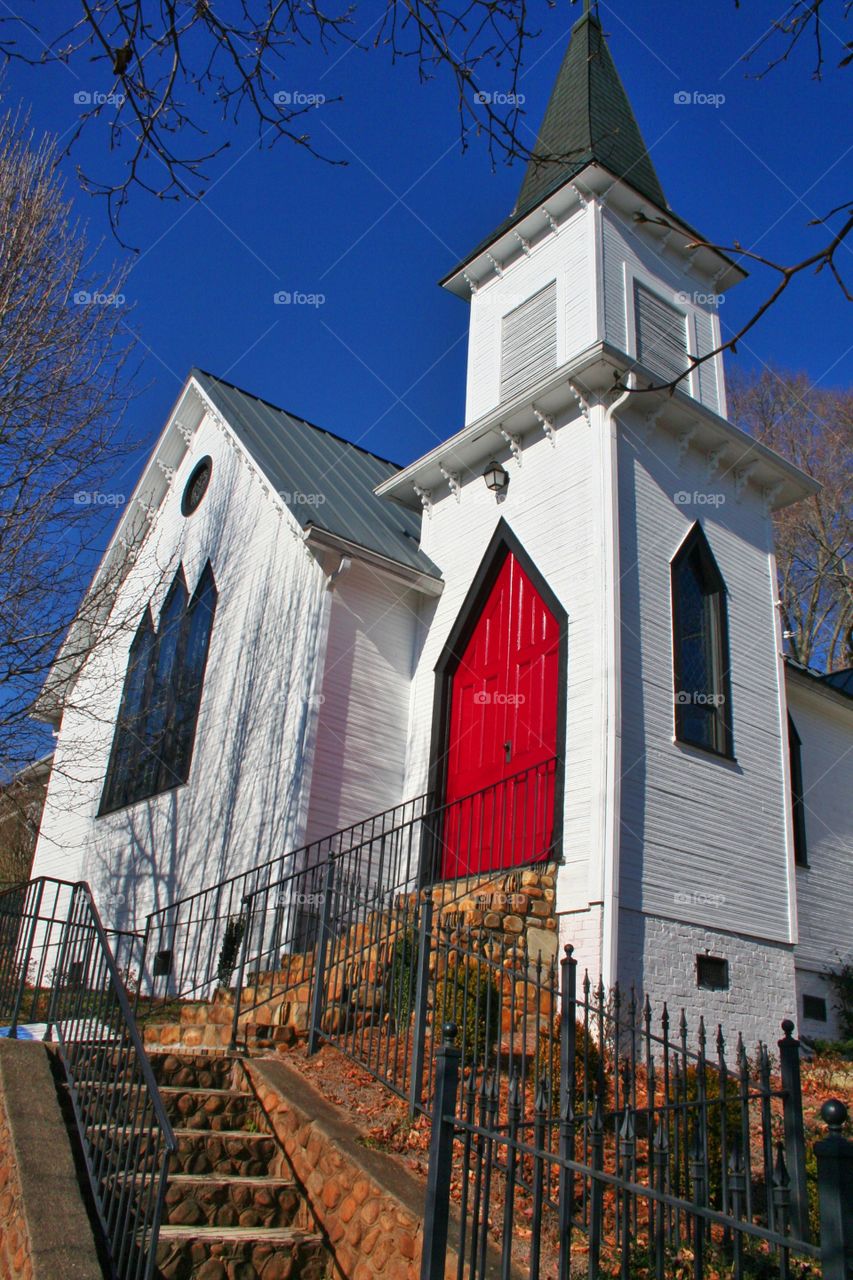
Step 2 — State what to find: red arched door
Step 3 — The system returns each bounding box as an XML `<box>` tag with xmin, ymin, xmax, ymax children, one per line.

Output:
<box><xmin>441</xmin><ymin>550</ymin><xmax>560</xmax><ymax>878</ymax></box>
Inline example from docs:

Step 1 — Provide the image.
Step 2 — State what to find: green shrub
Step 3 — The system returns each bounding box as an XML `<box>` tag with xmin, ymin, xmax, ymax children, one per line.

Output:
<box><xmin>668</xmin><ymin>1064</ymin><xmax>741</xmax><ymax>1206</ymax></box>
<box><xmin>536</xmin><ymin>1017</ymin><xmax>608</xmax><ymax>1112</ymax></box>
<box><xmin>434</xmin><ymin>959</ymin><xmax>499</xmax><ymax>1065</ymax></box>
<box><xmin>388</xmin><ymin>928</ymin><xmax>419</xmax><ymax>1024</ymax></box>
<box><xmin>811</xmin><ymin>1036</ymin><xmax>853</xmax><ymax>1060</ymax></box>
<box><xmin>826</xmin><ymin>960</ymin><xmax>853</xmax><ymax>1040</ymax></box>
<box><xmin>216</xmin><ymin>914</ymin><xmax>246</xmax><ymax>988</ymax></box>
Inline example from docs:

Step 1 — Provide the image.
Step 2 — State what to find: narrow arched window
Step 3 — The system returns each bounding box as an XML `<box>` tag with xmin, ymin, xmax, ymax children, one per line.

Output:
<box><xmin>671</xmin><ymin>525</ymin><xmax>733</xmax><ymax>757</ymax></box>
<box><xmin>100</xmin><ymin>609</ymin><xmax>155</xmax><ymax>814</ymax></box>
<box><xmin>788</xmin><ymin>714</ymin><xmax>808</xmax><ymax>866</ymax></box>
<box><xmin>139</xmin><ymin>568</ymin><xmax>188</xmax><ymax>797</ymax></box>
<box><xmin>100</xmin><ymin>562</ymin><xmax>217</xmax><ymax>814</ymax></box>
<box><xmin>172</xmin><ymin>562</ymin><xmax>217</xmax><ymax>784</ymax></box>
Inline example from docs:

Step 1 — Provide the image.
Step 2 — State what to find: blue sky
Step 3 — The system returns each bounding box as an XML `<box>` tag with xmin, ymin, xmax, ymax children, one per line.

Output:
<box><xmin>4</xmin><ymin>0</ymin><xmax>851</xmax><ymax>492</ymax></box>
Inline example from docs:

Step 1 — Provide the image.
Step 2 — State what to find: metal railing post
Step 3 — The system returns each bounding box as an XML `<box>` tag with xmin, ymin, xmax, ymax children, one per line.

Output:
<box><xmin>778</xmin><ymin>1019</ymin><xmax>810</xmax><ymax>1241</ymax></box>
<box><xmin>9</xmin><ymin>879</ymin><xmax>45</xmax><ymax>1038</ymax></box>
<box><xmin>229</xmin><ymin>894</ymin><xmax>254</xmax><ymax>1053</ymax></box>
<box><xmin>420</xmin><ymin>1025</ymin><xmax>461</xmax><ymax>1280</ymax></box>
<box><xmin>307</xmin><ymin>856</ymin><xmax>336</xmax><ymax>1055</ymax></box>
<box><xmin>559</xmin><ymin>943</ymin><xmax>577</xmax><ymax>1279</ymax></box>
<box><xmin>408</xmin><ymin>892</ymin><xmax>433</xmax><ymax>1117</ymax></box>
<box><xmin>45</xmin><ymin>883</ymin><xmax>82</xmax><ymax>1039</ymax></box>
<box><xmin>815</xmin><ymin>1099</ymin><xmax>853</xmax><ymax>1280</ymax></box>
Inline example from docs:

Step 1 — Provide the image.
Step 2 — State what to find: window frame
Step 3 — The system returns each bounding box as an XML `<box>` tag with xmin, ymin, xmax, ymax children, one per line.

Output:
<box><xmin>624</xmin><ymin>265</ymin><xmax>698</xmax><ymax>398</ymax></box>
<box><xmin>98</xmin><ymin>561</ymin><xmax>217</xmax><ymax>816</ymax></box>
<box><xmin>671</xmin><ymin>523</ymin><xmax>734</xmax><ymax>760</ymax></box>
<box><xmin>788</xmin><ymin>713</ymin><xmax>809</xmax><ymax>867</ymax></box>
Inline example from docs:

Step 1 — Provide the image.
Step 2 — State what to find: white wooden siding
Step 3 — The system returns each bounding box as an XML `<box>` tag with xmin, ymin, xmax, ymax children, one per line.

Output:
<box><xmin>30</xmin><ymin>409</ymin><xmax>332</xmax><ymax>931</ymax></box>
<box><xmin>615</xmin><ymin>407</ymin><xmax>794</xmax><ymax>944</ymax></box>
<box><xmin>787</xmin><ymin>676</ymin><xmax>853</xmax><ymax>973</ymax></box>
<box><xmin>302</xmin><ymin>560</ymin><xmax>421</xmax><ymax>846</ymax></box>
<box><xmin>465</xmin><ymin>205</ymin><xmax>590</xmax><ymax>423</ymax></box>
<box><xmin>601</xmin><ymin>209</ymin><xmax>724</xmax><ymax>415</ymax></box>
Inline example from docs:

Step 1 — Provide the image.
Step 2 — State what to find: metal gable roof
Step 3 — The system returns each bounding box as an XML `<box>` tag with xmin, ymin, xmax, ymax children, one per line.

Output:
<box><xmin>191</xmin><ymin>369</ymin><xmax>439</xmax><ymax>580</ymax></box>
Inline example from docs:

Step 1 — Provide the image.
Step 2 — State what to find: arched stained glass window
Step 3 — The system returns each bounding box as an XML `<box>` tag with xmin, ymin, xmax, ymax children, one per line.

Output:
<box><xmin>172</xmin><ymin>562</ymin><xmax>217</xmax><ymax>783</ymax></box>
<box><xmin>99</xmin><ymin>562</ymin><xmax>217</xmax><ymax>815</ymax></box>
<box><xmin>671</xmin><ymin>524</ymin><xmax>733</xmax><ymax>757</ymax></box>
<box><xmin>100</xmin><ymin>609</ymin><xmax>155</xmax><ymax>813</ymax></box>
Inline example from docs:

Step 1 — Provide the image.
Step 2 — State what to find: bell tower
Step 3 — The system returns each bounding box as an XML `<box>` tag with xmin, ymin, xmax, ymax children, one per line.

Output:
<box><xmin>440</xmin><ymin>4</ymin><xmax>745</xmax><ymax>426</ymax></box>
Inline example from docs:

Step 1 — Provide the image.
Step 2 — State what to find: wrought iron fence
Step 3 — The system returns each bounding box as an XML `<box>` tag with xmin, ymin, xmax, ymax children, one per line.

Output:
<box><xmin>137</xmin><ymin>788</ymin><xmax>438</xmax><ymax>1009</ymax></box>
<box><xmin>414</xmin><ymin>942</ymin><xmax>853</xmax><ymax>1280</ymax></box>
<box><xmin>0</xmin><ymin>877</ymin><xmax>176</xmax><ymax>1280</ymax></box>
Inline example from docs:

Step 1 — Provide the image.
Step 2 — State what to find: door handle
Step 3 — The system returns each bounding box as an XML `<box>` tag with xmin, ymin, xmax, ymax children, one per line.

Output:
<box><xmin>504</xmin><ymin>741</ymin><xmax>512</xmax><ymax>763</ymax></box>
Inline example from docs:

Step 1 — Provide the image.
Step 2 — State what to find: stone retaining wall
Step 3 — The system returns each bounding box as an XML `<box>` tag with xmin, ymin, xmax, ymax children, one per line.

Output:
<box><xmin>0</xmin><ymin>1040</ymin><xmax>102</xmax><ymax>1280</ymax></box>
<box><xmin>244</xmin><ymin>1058</ymin><xmax>426</xmax><ymax>1280</ymax></box>
<box><xmin>0</xmin><ymin>1071</ymin><xmax>32</xmax><ymax>1280</ymax></box>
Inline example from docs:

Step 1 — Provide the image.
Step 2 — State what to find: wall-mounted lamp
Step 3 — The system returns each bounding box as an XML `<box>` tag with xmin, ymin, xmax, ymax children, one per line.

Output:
<box><xmin>483</xmin><ymin>459</ymin><xmax>509</xmax><ymax>494</ymax></box>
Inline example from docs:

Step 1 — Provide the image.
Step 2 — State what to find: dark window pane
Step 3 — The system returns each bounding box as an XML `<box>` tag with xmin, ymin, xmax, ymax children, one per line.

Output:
<box><xmin>171</xmin><ymin>564</ymin><xmax>217</xmax><ymax>783</ymax></box>
<box><xmin>101</xmin><ymin>611</ymin><xmax>155</xmax><ymax>812</ymax></box>
<box><xmin>788</xmin><ymin>715</ymin><xmax>808</xmax><ymax>866</ymax></box>
<box><xmin>672</xmin><ymin>528</ymin><xmax>732</xmax><ymax>756</ymax></box>
<box><xmin>696</xmin><ymin>955</ymin><xmax>729</xmax><ymax>990</ymax></box>
<box><xmin>99</xmin><ymin>562</ymin><xmax>216</xmax><ymax>814</ymax></box>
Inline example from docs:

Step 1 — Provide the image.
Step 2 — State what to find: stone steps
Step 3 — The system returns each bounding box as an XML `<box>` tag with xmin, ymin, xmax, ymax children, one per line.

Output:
<box><xmin>162</xmin><ymin>1174</ymin><xmax>304</xmax><ymax>1231</ymax></box>
<box><xmin>154</xmin><ymin>1224</ymin><xmax>327</xmax><ymax>1280</ymax></box>
<box><xmin>159</xmin><ymin>1085</ymin><xmax>267</xmax><ymax>1132</ymax></box>
<box><xmin>145</xmin><ymin>1048</ymin><xmax>332</xmax><ymax>1280</ymax></box>
<box><xmin>171</xmin><ymin>1128</ymin><xmax>285</xmax><ymax>1178</ymax></box>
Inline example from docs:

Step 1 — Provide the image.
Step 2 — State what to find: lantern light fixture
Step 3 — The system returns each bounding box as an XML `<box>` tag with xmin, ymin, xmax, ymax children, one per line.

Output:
<box><xmin>483</xmin><ymin>459</ymin><xmax>509</xmax><ymax>493</ymax></box>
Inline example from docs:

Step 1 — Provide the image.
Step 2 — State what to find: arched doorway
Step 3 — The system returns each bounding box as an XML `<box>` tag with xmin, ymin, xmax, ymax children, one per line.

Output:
<box><xmin>430</xmin><ymin>522</ymin><xmax>566</xmax><ymax>879</ymax></box>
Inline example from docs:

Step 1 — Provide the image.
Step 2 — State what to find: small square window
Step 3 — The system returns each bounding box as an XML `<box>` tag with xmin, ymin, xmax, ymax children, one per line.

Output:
<box><xmin>696</xmin><ymin>954</ymin><xmax>729</xmax><ymax>991</ymax></box>
<box><xmin>802</xmin><ymin>994</ymin><xmax>827</xmax><ymax>1022</ymax></box>
<box><xmin>153</xmin><ymin>949</ymin><xmax>173</xmax><ymax>978</ymax></box>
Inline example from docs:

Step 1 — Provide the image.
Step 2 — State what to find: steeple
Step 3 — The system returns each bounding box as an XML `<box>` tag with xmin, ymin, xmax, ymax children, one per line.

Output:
<box><xmin>513</xmin><ymin>5</ymin><xmax>667</xmax><ymax>217</ymax></box>
<box><xmin>442</xmin><ymin>5</ymin><xmax>671</xmax><ymax>285</ymax></box>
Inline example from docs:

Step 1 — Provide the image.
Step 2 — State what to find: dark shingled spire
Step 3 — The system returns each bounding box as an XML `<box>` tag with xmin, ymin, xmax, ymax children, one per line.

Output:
<box><xmin>514</xmin><ymin>7</ymin><xmax>667</xmax><ymax>217</ymax></box>
<box><xmin>441</xmin><ymin>6</ymin><xmax>668</xmax><ymax>283</ymax></box>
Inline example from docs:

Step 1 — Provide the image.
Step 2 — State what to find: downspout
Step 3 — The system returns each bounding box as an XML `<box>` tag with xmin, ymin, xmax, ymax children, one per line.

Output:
<box><xmin>600</xmin><ymin>375</ymin><xmax>634</xmax><ymax>993</ymax></box>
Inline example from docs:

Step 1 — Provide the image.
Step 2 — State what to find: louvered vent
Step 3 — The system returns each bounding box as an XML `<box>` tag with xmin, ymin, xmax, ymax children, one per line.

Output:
<box><xmin>634</xmin><ymin>283</ymin><xmax>688</xmax><ymax>383</ymax></box>
<box><xmin>500</xmin><ymin>282</ymin><xmax>557</xmax><ymax>402</ymax></box>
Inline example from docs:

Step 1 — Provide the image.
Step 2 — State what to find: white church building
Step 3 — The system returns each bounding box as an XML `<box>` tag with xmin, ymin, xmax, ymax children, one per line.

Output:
<box><xmin>31</xmin><ymin>8</ymin><xmax>852</xmax><ymax>1046</ymax></box>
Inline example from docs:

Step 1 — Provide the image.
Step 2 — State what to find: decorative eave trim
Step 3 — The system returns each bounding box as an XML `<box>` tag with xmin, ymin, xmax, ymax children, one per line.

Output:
<box><xmin>375</xmin><ymin>341</ymin><xmax>818</xmax><ymax>513</ymax></box>
<box><xmin>440</xmin><ymin>163</ymin><xmax>747</xmax><ymax>299</ymax></box>
<box><xmin>302</xmin><ymin>526</ymin><xmax>443</xmax><ymax>597</ymax></box>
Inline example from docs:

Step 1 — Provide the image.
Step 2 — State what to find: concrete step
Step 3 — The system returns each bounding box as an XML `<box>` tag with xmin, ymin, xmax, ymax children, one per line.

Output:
<box><xmin>154</xmin><ymin>1225</ymin><xmax>327</xmax><ymax>1280</ymax></box>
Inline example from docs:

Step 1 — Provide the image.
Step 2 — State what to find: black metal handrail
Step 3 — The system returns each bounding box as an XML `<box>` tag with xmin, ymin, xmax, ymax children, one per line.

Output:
<box><xmin>137</xmin><ymin>788</ymin><xmax>438</xmax><ymax>1009</ymax></box>
<box><xmin>140</xmin><ymin>755</ymin><xmax>559</xmax><ymax>1012</ymax></box>
<box><xmin>0</xmin><ymin>877</ymin><xmax>176</xmax><ymax>1280</ymax></box>
<box><xmin>228</xmin><ymin>757</ymin><xmax>560</xmax><ymax>1060</ymax></box>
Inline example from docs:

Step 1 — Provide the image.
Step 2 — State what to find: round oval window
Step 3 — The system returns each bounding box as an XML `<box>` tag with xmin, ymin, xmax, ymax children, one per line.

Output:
<box><xmin>181</xmin><ymin>457</ymin><xmax>212</xmax><ymax>516</ymax></box>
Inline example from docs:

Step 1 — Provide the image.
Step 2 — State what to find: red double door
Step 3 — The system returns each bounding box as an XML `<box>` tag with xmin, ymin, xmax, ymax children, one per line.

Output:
<box><xmin>441</xmin><ymin>550</ymin><xmax>560</xmax><ymax>879</ymax></box>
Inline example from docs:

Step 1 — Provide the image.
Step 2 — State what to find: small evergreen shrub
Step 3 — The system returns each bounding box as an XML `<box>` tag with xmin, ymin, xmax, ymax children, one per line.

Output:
<box><xmin>826</xmin><ymin>959</ymin><xmax>853</xmax><ymax>1040</ymax></box>
<box><xmin>216</xmin><ymin>914</ymin><xmax>246</xmax><ymax>988</ymax></box>
<box><xmin>388</xmin><ymin>927</ymin><xmax>419</xmax><ymax>1023</ymax></box>
<box><xmin>434</xmin><ymin>959</ymin><xmax>499</xmax><ymax>1065</ymax></box>
<box><xmin>668</xmin><ymin>1064</ymin><xmax>741</xmax><ymax>1206</ymax></box>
